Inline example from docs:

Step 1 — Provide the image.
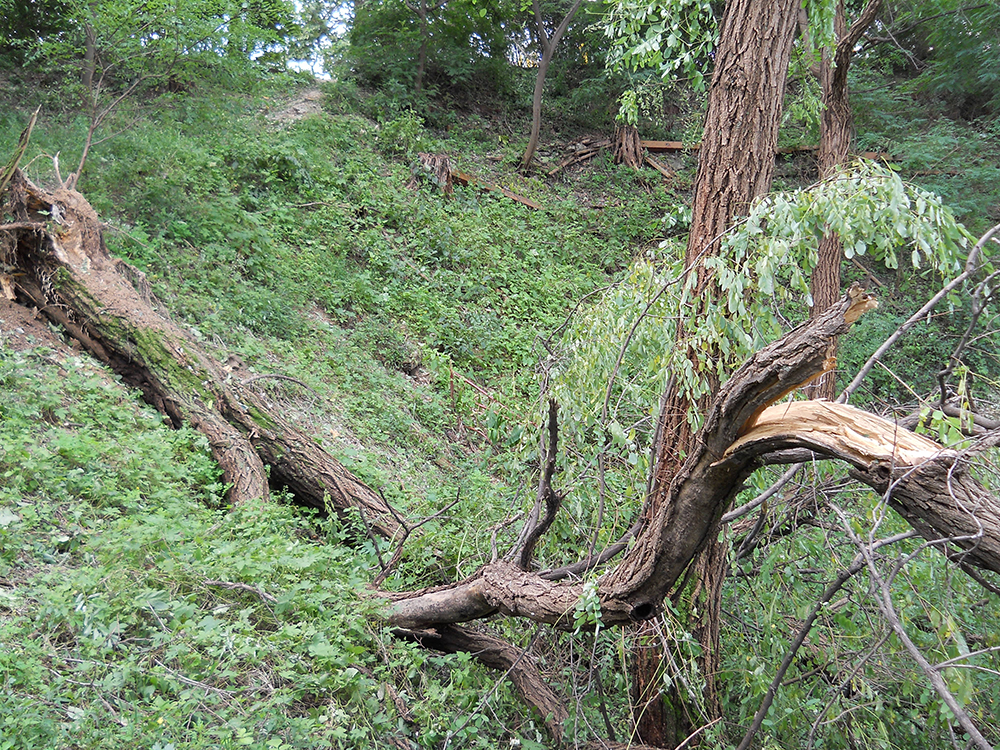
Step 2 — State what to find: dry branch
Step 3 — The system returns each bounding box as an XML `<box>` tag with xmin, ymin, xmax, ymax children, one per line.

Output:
<box><xmin>518</xmin><ymin>400</ymin><xmax>564</xmax><ymax>571</ymax></box>
<box><xmin>450</xmin><ymin>170</ymin><xmax>541</xmax><ymax>210</ymax></box>
<box><xmin>395</xmin><ymin>625</ymin><xmax>568</xmax><ymax>740</ymax></box>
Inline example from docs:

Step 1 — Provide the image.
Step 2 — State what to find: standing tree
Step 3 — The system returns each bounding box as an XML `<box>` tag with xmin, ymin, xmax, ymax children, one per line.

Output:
<box><xmin>403</xmin><ymin>0</ymin><xmax>448</xmax><ymax>94</ymax></box>
<box><xmin>520</xmin><ymin>0</ymin><xmax>586</xmax><ymax>169</ymax></box>
<box><xmin>804</xmin><ymin>0</ymin><xmax>882</xmax><ymax>399</ymax></box>
<box><xmin>32</xmin><ymin>0</ymin><xmax>293</xmax><ymax>189</ymax></box>
<box><xmin>4</xmin><ymin>0</ymin><xmax>999</xmax><ymax>744</ymax></box>
<box><xmin>630</xmin><ymin>0</ymin><xmax>801</xmax><ymax>742</ymax></box>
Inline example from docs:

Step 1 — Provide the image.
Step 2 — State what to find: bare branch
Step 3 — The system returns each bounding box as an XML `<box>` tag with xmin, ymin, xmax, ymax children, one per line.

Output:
<box><xmin>519</xmin><ymin>400</ymin><xmax>564</xmax><ymax>570</ymax></box>
<box><xmin>540</xmin><ymin>518</ymin><xmax>643</xmax><ymax>581</ymax></box>
<box><xmin>840</xmin><ymin>222</ymin><xmax>1000</xmax><ymax>404</ymax></box>
<box><xmin>736</xmin><ymin>530</ymin><xmax>917</xmax><ymax>750</ymax></box>
<box><xmin>1</xmin><ymin>106</ymin><xmax>39</xmax><ymax>195</ymax></box>
<box><xmin>833</xmin><ymin>507</ymin><xmax>994</xmax><ymax>750</ymax></box>
<box><xmin>372</xmin><ymin>491</ymin><xmax>460</xmax><ymax>588</ymax></box>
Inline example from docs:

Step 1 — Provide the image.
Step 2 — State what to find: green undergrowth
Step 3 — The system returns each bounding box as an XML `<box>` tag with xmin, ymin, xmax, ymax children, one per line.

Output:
<box><xmin>0</xmin><ymin>83</ymin><xmax>676</xmax><ymax>747</ymax></box>
<box><xmin>0</xmin><ymin>347</ymin><xmax>550</xmax><ymax>749</ymax></box>
<box><xmin>851</xmin><ymin>68</ymin><xmax>1000</xmax><ymax>236</ymax></box>
<box><xmin>8</xmin><ymin>79</ymin><xmax>678</xmax><ymax>462</ymax></box>
<box><xmin>3</xmin><ymin>80</ymin><xmax>683</xmax><ymax>574</ymax></box>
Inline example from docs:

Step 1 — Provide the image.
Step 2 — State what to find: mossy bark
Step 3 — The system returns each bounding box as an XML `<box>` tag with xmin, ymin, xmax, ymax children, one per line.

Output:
<box><xmin>1</xmin><ymin>171</ymin><xmax>399</xmax><ymax>537</ymax></box>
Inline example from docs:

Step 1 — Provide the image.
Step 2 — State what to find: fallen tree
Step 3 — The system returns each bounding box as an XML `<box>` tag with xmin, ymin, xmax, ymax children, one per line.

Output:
<box><xmin>388</xmin><ymin>284</ymin><xmax>1000</xmax><ymax>634</ymax></box>
<box><xmin>0</xmin><ymin>170</ymin><xmax>399</xmax><ymax>538</ymax></box>
<box><xmin>3</xmin><ymin>168</ymin><xmax>999</xmax><ymax>745</ymax></box>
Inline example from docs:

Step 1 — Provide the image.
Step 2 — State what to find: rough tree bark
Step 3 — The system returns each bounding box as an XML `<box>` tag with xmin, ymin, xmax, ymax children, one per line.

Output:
<box><xmin>0</xmin><ymin>171</ymin><xmax>399</xmax><ymax>538</ymax></box>
<box><xmin>636</xmin><ymin>0</ymin><xmax>802</xmax><ymax>742</ymax></box>
<box><xmin>806</xmin><ymin>0</ymin><xmax>882</xmax><ymax>400</ymax></box>
<box><xmin>384</xmin><ymin>284</ymin><xmax>1000</xmax><ymax>744</ymax></box>
<box><xmin>387</xmin><ymin>284</ymin><xmax>1000</xmax><ymax>624</ymax></box>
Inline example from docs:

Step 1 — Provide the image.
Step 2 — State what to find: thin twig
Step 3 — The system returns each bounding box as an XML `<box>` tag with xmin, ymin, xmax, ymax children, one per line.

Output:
<box><xmin>841</xmin><ymin>222</ymin><xmax>1000</xmax><ymax>404</ymax></box>
<box><xmin>204</xmin><ymin>579</ymin><xmax>277</xmax><ymax>604</ymax></box>
<box><xmin>736</xmin><ymin>530</ymin><xmax>917</xmax><ymax>750</ymax></box>
<box><xmin>518</xmin><ymin>400</ymin><xmax>564</xmax><ymax>570</ymax></box>
<box><xmin>833</xmin><ymin>507</ymin><xmax>994</xmax><ymax>750</ymax></box>
<box><xmin>675</xmin><ymin>717</ymin><xmax>722</xmax><ymax>750</ymax></box>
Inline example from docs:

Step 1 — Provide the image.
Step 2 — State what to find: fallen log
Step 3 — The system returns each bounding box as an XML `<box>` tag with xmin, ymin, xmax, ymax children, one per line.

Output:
<box><xmin>725</xmin><ymin>400</ymin><xmax>1000</xmax><ymax>573</ymax></box>
<box><xmin>0</xmin><ymin>170</ymin><xmax>399</xmax><ymax>537</ymax></box>
<box><xmin>640</xmin><ymin>139</ymin><xmax>698</xmax><ymax>152</ymax></box>
<box><xmin>643</xmin><ymin>154</ymin><xmax>674</xmax><ymax>179</ymax></box>
<box><xmin>547</xmin><ymin>143</ymin><xmax>609</xmax><ymax>176</ymax></box>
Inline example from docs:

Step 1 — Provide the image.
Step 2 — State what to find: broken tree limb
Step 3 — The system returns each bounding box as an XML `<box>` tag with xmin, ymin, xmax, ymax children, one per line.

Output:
<box><xmin>517</xmin><ymin>400</ymin><xmax>564</xmax><ymax>571</ymax></box>
<box><xmin>388</xmin><ymin>284</ymin><xmax>1000</xmax><ymax>632</ymax></box>
<box><xmin>643</xmin><ymin>154</ymin><xmax>674</xmax><ymax>179</ymax></box>
<box><xmin>394</xmin><ymin>624</ymin><xmax>568</xmax><ymax>740</ymax></box>
<box><xmin>724</xmin><ymin>400</ymin><xmax>1000</xmax><ymax>574</ymax></box>
<box><xmin>388</xmin><ymin>288</ymin><xmax>880</xmax><ymax>629</ymax></box>
<box><xmin>450</xmin><ymin>170</ymin><xmax>541</xmax><ymax>210</ymax></box>
<box><xmin>0</xmin><ymin>171</ymin><xmax>399</xmax><ymax>537</ymax></box>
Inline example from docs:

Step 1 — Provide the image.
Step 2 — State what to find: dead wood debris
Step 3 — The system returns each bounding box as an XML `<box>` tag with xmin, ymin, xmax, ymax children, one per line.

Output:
<box><xmin>546</xmin><ymin>135</ymin><xmax>611</xmax><ymax>175</ymax></box>
<box><xmin>611</xmin><ymin>124</ymin><xmax>644</xmax><ymax>169</ymax></box>
<box><xmin>450</xmin><ymin>170</ymin><xmax>541</xmax><ymax>210</ymax></box>
<box><xmin>408</xmin><ymin>152</ymin><xmax>541</xmax><ymax>209</ymax></box>
<box><xmin>408</xmin><ymin>152</ymin><xmax>454</xmax><ymax>194</ymax></box>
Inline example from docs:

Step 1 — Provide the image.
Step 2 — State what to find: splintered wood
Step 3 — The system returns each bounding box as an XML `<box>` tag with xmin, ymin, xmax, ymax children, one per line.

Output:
<box><xmin>547</xmin><ymin>136</ymin><xmax>611</xmax><ymax>175</ymax></box>
<box><xmin>724</xmin><ymin>400</ymin><xmax>952</xmax><ymax>468</ymax></box>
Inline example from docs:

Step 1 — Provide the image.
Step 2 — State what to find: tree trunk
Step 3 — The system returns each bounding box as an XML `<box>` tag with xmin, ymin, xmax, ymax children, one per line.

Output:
<box><xmin>82</xmin><ymin>23</ymin><xmax>97</xmax><ymax>93</ymax></box>
<box><xmin>520</xmin><ymin>0</ymin><xmax>584</xmax><ymax>170</ymax></box>
<box><xmin>416</xmin><ymin>1</ymin><xmax>427</xmax><ymax>94</ymax></box>
<box><xmin>634</xmin><ymin>0</ymin><xmax>802</xmax><ymax>742</ymax></box>
<box><xmin>386</xmin><ymin>279</ymin><xmax>1000</xmax><ymax>628</ymax></box>
<box><xmin>685</xmin><ymin>0</ymin><xmax>800</xmax><ymax>271</ymax></box>
<box><xmin>611</xmin><ymin>124</ymin><xmax>643</xmax><ymax>169</ymax></box>
<box><xmin>807</xmin><ymin>0</ymin><xmax>882</xmax><ymax>400</ymax></box>
<box><xmin>522</xmin><ymin>43</ymin><xmax>555</xmax><ymax>169</ymax></box>
<box><xmin>1</xmin><ymin>171</ymin><xmax>400</xmax><ymax>538</ymax></box>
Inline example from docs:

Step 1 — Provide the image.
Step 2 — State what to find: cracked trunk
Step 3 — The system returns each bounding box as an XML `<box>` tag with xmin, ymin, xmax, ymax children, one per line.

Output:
<box><xmin>635</xmin><ymin>0</ymin><xmax>801</xmax><ymax>742</ymax></box>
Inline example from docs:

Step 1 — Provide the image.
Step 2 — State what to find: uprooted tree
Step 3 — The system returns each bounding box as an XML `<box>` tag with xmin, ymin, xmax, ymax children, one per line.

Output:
<box><xmin>3</xmin><ymin>161</ymin><xmax>1000</xmax><ymax>747</ymax></box>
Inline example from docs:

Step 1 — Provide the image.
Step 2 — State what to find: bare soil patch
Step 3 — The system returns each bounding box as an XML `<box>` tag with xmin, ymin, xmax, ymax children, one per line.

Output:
<box><xmin>266</xmin><ymin>88</ymin><xmax>324</xmax><ymax>124</ymax></box>
<box><xmin>0</xmin><ymin>298</ymin><xmax>69</xmax><ymax>352</ymax></box>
